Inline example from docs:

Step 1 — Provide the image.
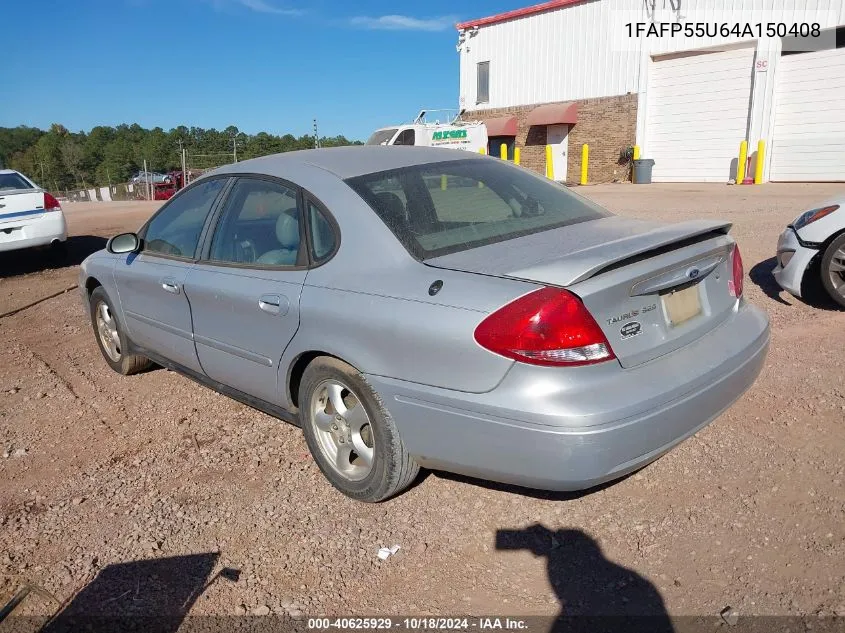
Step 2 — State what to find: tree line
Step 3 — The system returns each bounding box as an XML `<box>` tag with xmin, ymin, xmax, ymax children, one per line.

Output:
<box><xmin>0</xmin><ymin>124</ymin><xmax>362</xmax><ymax>191</ymax></box>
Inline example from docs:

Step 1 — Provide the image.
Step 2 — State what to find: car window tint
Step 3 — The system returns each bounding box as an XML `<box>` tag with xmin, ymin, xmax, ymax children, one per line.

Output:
<box><xmin>143</xmin><ymin>178</ymin><xmax>225</xmax><ymax>258</ymax></box>
<box><xmin>346</xmin><ymin>158</ymin><xmax>609</xmax><ymax>260</ymax></box>
<box><xmin>308</xmin><ymin>201</ymin><xmax>336</xmax><ymax>262</ymax></box>
<box><xmin>209</xmin><ymin>178</ymin><xmax>301</xmax><ymax>267</ymax></box>
<box><xmin>0</xmin><ymin>172</ymin><xmax>34</xmax><ymax>191</ymax></box>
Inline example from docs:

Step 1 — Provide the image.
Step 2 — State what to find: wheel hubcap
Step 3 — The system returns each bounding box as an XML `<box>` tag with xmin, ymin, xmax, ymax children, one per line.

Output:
<box><xmin>95</xmin><ymin>301</ymin><xmax>121</xmax><ymax>362</ymax></box>
<box><xmin>828</xmin><ymin>246</ymin><xmax>845</xmax><ymax>297</ymax></box>
<box><xmin>310</xmin><ymin>380</ymin><xmax>374</xmax><ymax>481</ymax></box>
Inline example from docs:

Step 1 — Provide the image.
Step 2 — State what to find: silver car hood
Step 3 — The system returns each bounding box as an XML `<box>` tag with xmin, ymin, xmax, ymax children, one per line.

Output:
<box><xmin>425</xmin><ymin>216</ymin><xmax>732</xmax><ymax>287</ymax></box>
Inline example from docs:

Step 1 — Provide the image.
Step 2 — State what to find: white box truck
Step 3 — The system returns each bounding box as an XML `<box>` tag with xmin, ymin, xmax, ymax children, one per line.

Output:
<box><xmin>367</xmin><ymin>110</ymin><xmax>488</xmax><ymax>153</ymax></box>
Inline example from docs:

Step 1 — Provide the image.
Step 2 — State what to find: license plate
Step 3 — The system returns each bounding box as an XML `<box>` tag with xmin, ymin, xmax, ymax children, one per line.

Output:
<box><xmin>663</xmin><ymin>284</ymin><xmax>702</xmax><ymax>326</ymax></box>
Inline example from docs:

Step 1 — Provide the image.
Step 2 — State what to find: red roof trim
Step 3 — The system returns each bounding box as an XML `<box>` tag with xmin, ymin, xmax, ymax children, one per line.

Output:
<box><xmin>526</xmin><ymin>102</ymin><xmax>578</xmax><ymax>126</ymax></box>
<box><xmin>456</xmin><ymin>0</ymin><xmax>586</xmax><ymax>30</ymax></box>
<box><xmin>485</xmin><ymin>116</ymin><xmax>519</xmax><ymax>137</ymax></box>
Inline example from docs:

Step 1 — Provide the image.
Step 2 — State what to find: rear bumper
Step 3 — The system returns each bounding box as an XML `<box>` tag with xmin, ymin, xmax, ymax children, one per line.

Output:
<box><xmin>367</xmin><ymin>302</ymin><xmax>769</xmax><ymax>491</ymax></box>
<box><xmin>772</xmin><ymin>227</ymin><xmax>817</xmax><ymax>298</ymax></box>
<box><xmin>0</xmin><ymin>212</ymin><xmax>67</xmax><ymax>253</ymax></box>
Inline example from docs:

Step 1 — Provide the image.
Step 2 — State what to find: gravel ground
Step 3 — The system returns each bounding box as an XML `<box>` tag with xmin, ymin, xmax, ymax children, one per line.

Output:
<box><xmin>0</xmin><ymin>185</ymin><xmax>843</xmax><ymax>624</ymax></box>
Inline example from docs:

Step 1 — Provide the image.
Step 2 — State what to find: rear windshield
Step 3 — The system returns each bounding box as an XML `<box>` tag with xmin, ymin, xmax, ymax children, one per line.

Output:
<box><xmin>346</xmin><ymin>158</ymin><xmax>610</xmax><ymax>259</ymax></box>
<box><xmin>0</xmin><ymin>172</ymin><xmax>34</xmax><ymax>191</ymax></box>
<box><xmin>366</xmin><ymin>129</ymin><xmax>398</xmax><ymax>145</ymax></box>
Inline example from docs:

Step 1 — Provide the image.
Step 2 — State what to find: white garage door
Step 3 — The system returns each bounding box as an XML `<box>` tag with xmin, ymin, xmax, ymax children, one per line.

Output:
<box><xmin>770</xmin><ymin>48</ymin><xmax>845</xmax><ymax>182</ymax></box>
<box><xmin>646</xmin><ymin>47</ymin><xmax>754</xmax><ymax>182</ymax></box>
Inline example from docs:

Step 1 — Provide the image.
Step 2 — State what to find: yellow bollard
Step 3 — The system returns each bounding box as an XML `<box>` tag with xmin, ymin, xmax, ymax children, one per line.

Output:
<box><xmin>545</xmin><ymin>145</ymin><xmax>554</xmax><ymax>180</ymax></box>
<box><xmin>580</xmin><ymin>144</ymin><xmax>589</xmax><ymax>185</ymax></box>
<box><xmin>754</xmin><ymin>140</ymin><xmax>765</xmax><ymax>184</ymax></box>
<box><xmin>479</xmin><ymin>147</ymin><xmax>486</xmax><ymax>155</ymax></box>
<box><xmin>500</xmin><ymin>143</ymin><xmax>508</xmax><ymax>160</ymax></box>
<box><xmin>737</xmin><ymin>140</ymin><xmax>748</xmax><ymax>184</ymax></box>
<box><xmin>441</xmin><ymin>174</ymin><xmax>447</xmax><ymax>191</ymax></box>
<box><xmin>514</xmin><ymin>147</ymin><xmax>521</xmax><ymax>166</ymax></box>
<box><xmin>632</xmin><ymin>145</ymin><xmax>640</xmax><ymax>183</ymax></box>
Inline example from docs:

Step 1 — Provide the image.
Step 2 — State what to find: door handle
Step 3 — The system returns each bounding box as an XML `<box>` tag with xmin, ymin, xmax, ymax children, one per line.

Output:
<box><xmin>258</xmin><ymin>294</ymin><xmax>289</xmax><ymax>315</ymax></box>
<box><xmin>161</xmin><ymin>278</ymin><xmax>181</xmax><ymax>294</ymax></box>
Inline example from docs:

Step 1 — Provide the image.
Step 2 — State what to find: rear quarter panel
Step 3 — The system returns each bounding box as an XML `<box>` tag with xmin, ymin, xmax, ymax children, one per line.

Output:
<box><xmin>274</xmin><ymin>170</ymin><xmax>535</xmax><ymax>404</ymax></box>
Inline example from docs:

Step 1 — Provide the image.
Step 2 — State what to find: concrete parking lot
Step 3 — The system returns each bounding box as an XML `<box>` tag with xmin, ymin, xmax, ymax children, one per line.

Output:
<box><xmin>1</xmin><ymin>184</ymin><xmax>843</xmax><ymax>621</ymax></box>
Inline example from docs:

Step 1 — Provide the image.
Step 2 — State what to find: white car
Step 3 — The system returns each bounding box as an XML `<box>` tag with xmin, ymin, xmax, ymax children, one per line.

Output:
<box><xmin>0</xmin><ymin>169</ymin><xmax>67</xmax><ymax>254</ymax></box>
<box><xmin>773</xmin><ymin>197</ymin><xmax>845</xmax><ymax>308</ymax></box>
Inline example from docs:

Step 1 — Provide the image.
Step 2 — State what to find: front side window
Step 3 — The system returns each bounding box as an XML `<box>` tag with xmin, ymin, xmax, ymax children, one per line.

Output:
<box><xmin>143</xmin><ymin>177</ymin><xmax>225</xmax><ymax>258</ymax></box>
<box><xmin>347</xmin><ymin>158</ymin><xmax>609</xmax><ymax>259</ymax></box>
<box><xmin>477</xmin><ymin>61</ymin><xmax>490</xmax><ymax>104</ymax></box>
<box><xmin>366</xmin><ymin>129</ymin><xmax>398</xmax><ymax>145</ymax></box>
<box><xmin>209</xmin><ymin>178</ymin><xmax>302</xmax><ymax>267</ymax></box>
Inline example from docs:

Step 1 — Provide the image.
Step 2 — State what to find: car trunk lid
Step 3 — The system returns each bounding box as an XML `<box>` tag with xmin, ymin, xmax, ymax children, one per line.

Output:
<box><xmin>0</xmin><ymin>189</ymin><xmax>47</xmax><ymax>225</ymax></box>
<box><xmin>426</xmin><ymin>216</ymin><xmax>738</xmax><ymax>368</ymax></box>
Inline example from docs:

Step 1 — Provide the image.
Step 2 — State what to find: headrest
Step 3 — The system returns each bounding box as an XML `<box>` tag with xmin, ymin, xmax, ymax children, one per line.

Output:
<box><xmin>275</xmin><ymin>210</ymin><xmax>299</xmax><ymax>248</ymax></box>
<box><xmin>375</xmin><ymin>192</ymin><xmax>406</xmax><ymax>227</ymax></box>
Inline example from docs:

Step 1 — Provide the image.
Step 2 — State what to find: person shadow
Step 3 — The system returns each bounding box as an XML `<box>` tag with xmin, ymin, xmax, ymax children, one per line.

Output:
<box><xmin>496</xmin><ymin>525</ymin><xmax>674</xmax><ymax>633</ymax></box>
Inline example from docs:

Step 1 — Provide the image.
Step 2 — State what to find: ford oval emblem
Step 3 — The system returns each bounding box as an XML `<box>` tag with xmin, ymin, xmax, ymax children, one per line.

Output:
<box><xmin>620</xmin><ymin>321</ymin><xmax>642</xmax><ymax>339</ymax></box>
<box><xmin>687</xmin><ymin>267</ymin><xmax>701</xmax><ymax>280</ymax></box>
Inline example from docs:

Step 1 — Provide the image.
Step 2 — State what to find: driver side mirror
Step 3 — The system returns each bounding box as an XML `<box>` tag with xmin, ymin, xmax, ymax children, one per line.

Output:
<box><xmin>107</xmin><ymin>232</ymin><xmax>141</xmax><ymax>254</ymax></box>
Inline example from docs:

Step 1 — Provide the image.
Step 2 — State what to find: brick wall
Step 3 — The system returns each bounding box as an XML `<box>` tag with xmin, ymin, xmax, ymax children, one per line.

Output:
<box><xmin>469</xmin><ymin>93</ymin><xmax>638</xmax><ymax>184</ymax></box>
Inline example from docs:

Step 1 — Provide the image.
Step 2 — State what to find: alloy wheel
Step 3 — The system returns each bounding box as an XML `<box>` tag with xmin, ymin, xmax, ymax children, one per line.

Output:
<box><xmin>309</xmin><ymin>379</ymin><xmax>375</xmax><ymax>481</ymax></box>
<box><xmin>96</xmin><ymin>301</ymin><xmax>122</xmax><ymax>362</ymax></box>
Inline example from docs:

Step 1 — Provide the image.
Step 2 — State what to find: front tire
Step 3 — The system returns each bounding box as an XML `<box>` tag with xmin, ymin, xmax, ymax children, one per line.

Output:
<box><xmin>299</xmin><ymin>357</ymin><xmax>419</xmax><ymax>502</ymax></box>
<box><xmin>89</xmin><ymin>287</ymin><xmax>152</xmax><ymax>375</ymax></box>
<box><xmin>820</xmin><ymin>233</ymin><xmax>845</xmax><ymax>309</ymax></box>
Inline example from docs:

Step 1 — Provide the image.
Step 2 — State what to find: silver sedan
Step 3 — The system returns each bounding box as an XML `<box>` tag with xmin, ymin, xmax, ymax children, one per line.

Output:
<box><xmin>80</xmin><ymin>147</ymin><xmax>770</xmax><ymax>502</ymax></box>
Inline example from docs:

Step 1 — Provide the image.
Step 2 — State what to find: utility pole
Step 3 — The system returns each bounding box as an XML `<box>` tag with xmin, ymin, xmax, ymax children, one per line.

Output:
<box><xmin>313</xmin><ymin>119</ymin><xmax>320</xmax><ymax>149</ymax></box>
<box><xmin>39</xmin><ymin>160</ymin><xmax>45</xmax><ymax>185</ymax></box>
<box><xmin>144</xmin><ymin>159</ymin><xmax>151</xmax><ymax>201</ymax></box>
<box><xmin>233</xmin><ymin>136</ymin><xmax>238</xmax><ymax>163</ymax></box>
<box><xmin>181</xmin><ymin>148</ymin><xmax>187</xmax><ymax>189</ymax></box>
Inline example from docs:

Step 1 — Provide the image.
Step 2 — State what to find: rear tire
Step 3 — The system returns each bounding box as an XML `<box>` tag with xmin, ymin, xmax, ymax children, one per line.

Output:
<box><xmin>89</xmin><ymin>287</ymin><xmax>152</xmax><ymax>375</ymax></box>
<box><xmin>299</xmin><ymin>357</ymin><xmax>419</xmax><ymax>502</ymax></box>
<box><xmin>820</xmin><ymin>233</ymin><xmax>845</xmax><ymax>309</ymax></box>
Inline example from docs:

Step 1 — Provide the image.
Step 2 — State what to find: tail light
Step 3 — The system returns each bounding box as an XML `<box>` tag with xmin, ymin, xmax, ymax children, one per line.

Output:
<box><xmin>44</xmin><ymin>193</ymin><xmax>62</xmax><ymax>211</ymax></box>
<box><xmin>474</xmin><ymin>287</ymin><xmax>616</xmax><ymax>367</ymax></box>
<box><xmin>729</xmin><ymin>244</ymin><xmax>744</xmax><ymax>298</ymax></box>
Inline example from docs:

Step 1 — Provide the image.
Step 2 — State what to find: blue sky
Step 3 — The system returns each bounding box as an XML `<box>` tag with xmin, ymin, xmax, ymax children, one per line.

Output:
<box><xmin>3</xmin><ymin>0</ymin><xmax>525</xmax><ymax>141</ymax></box>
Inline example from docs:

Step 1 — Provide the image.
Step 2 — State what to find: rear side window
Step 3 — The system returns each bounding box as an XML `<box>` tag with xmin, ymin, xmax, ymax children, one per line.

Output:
<box><xmin>308</xmin><ymin>201</ymin><xmax>336</xmax><ymax>262</ymax></box>
<box><xmin>209</xmin><ymin>178</ymin><xmax>301</xmax><ymax>267</ymax></box>
<box><xmin>0</xmin><ymin>172</ymin><xmax>34</xmax><ymax>191</ymax></box>
<box><xmin>346</xmin><ymin>158</ymin><xmax>609</xmax><ymax>259</ymax></box>
<box><xmin>142</xmin><ymin>178</ymin><xmax>225</xmax><ymax>258</ymax></box>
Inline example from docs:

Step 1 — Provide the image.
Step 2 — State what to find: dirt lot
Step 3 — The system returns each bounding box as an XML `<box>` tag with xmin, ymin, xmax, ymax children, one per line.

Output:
<box><xmin>1</xmin><ymin>185</ymin><xmax>843</xmax><ymax>625</ymax></box>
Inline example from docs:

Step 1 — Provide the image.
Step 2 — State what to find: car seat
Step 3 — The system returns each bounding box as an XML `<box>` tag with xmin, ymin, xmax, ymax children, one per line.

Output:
<box><xmin>256</xmin><ymin>209</ymin><xmax>299</xmax><ymax>265</ymax></box>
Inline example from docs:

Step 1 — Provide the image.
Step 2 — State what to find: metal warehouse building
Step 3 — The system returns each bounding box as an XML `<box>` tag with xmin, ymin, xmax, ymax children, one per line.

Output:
<box><xmin>456</xmin><ymin>0</ymin><xmax>845</xmax><ymax>183</ymax></box>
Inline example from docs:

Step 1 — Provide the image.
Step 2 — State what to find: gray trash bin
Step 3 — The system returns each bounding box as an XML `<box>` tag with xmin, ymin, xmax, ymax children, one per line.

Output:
<box><xmin>633</xmin><ymin>159</ymin><xmax>655</xmax><ymax>184</ymax></box>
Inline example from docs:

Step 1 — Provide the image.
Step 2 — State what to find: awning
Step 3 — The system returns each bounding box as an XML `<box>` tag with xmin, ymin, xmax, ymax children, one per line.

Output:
<box><xmin>526</xmin><ymin>102</ymin><xmax>578</xmax><ymax>126</ymax></box>
<box><xmin>485</xmin><ymin>116</ymin><xmax>518</xmax><ymax>137</ymax></box>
